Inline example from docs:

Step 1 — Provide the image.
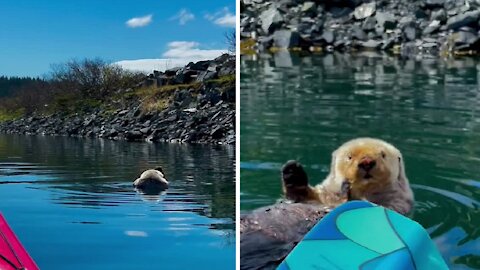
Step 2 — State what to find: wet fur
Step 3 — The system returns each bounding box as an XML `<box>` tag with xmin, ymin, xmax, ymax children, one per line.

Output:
<box><xmin>283</xmin><ymin>138</ymin><xmax>414</xmax><ymax>214</ymax></box>
<box><xmin>133</xmin><ymin>168</ymin><xmax>169</xmax><ymax>190</ymax></box>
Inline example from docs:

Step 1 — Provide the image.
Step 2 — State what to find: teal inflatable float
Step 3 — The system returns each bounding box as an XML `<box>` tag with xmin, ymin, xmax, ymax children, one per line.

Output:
<box><xmin>277</xmin><ymin>201</ymin><xmax>448</xmax><ymax>270</ymax></box>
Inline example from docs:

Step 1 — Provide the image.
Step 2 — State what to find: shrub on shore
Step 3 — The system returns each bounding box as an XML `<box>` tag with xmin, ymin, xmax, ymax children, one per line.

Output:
<box><xmin>0</xmin><ymin>58</ymin><xmax>145</xmax><ymax>119</ymax></box>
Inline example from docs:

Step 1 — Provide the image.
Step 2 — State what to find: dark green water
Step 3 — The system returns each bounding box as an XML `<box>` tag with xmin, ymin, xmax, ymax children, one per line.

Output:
<box><xmin>240</xmin><ymin>53</ymin><xmax>480</xmax><ymax>270</ymax></box>
<box><xmin>0</xmin><ymin>135</ymin><xmax>235</xmax><ymax>269</ymax></box>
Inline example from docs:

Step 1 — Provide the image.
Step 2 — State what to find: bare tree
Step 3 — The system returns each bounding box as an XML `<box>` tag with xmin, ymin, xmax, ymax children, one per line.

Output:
<box><xmin>225</xmin><ymin>30</ymin><xmax>236</xmax><ymax>55</ymax></box>
<box><xmin>50</xmin><ymin>58</ymin><xmax>144</xmax><ymax>99</ymax></box>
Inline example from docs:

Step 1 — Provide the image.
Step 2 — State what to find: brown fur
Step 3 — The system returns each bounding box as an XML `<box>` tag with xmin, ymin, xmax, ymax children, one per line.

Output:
<box><xmin>283</xmin><ymin>138</ymin><xmax>414</xmax><ymax>214</ymax></box>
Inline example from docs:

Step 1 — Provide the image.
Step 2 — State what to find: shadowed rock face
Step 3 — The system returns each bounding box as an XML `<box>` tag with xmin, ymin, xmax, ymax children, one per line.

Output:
<box><xmin>240</xmin><ymin>202</ymin><xmax>332</xmax><ymax>270</ymax></box>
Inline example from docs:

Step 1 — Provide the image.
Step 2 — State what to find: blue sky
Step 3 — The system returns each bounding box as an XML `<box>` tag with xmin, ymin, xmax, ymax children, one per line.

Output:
<box><xmin>0</xmin><ymin>0</ymin><xmax>236</xmax><ymax>77</ymax></box>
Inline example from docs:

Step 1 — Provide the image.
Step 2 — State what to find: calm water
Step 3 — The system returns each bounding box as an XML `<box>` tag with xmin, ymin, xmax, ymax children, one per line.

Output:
<box><xmin>240</xmin><ymin>53</ymin><xmax>480</xmax><ymax>270</ymax></box>
<box><xmin>0</xmin><ymin>135</ymin><xmax>235</xmax><ymax>269</ymax></box>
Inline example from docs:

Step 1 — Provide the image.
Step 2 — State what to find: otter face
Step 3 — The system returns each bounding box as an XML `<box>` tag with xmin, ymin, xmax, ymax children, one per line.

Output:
<box><xmin>333</xmin><ymin>138</ymin><xmax>403</xmax><ymax>199</ymax></box>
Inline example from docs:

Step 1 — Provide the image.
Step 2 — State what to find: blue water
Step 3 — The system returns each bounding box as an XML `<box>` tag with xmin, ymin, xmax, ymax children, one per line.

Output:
<box><xmin>0</xmin><ymin>135</ymin><xmax>235</xmax><ymax>269</ymax></box>
<box><xmin>240</xmin><ymin>53</ymin><xmax>480</xmax><ymax>269</ymax></box>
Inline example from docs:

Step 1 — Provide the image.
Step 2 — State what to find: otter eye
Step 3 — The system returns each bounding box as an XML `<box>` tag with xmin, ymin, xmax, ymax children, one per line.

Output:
<box><xmin>381</xmin><ymin>151</ymin><xmax>386</xmax><ymax>158</ymax></box>
<box><xmin>347</xmin><ymin>155</ymin><xmax>352</xmax><ymax>160</ymax></box>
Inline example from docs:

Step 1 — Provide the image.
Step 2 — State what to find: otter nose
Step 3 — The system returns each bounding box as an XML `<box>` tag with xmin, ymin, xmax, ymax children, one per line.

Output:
<box><xmin>358</xmin><ymin>158</ymin><xmax>376</xmax><ymax>171</ymax></box>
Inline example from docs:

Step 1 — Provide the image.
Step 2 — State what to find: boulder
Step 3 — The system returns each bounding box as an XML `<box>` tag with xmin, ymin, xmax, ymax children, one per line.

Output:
<box><xmin>424</xmin><ymin>0</ymin><xmax>445</xmax><ymax>8</ymax></box>
<box><xmin>260</xmin><ymin>6</ymin><xmax>284</xmax><ymax>34</ymax></box>
<box><xmin>431</xmin><ymin>9</ymin><xmax>447</xmax><ymax>22</ymax></box>
<box><xmin>273</xmin><ymin>30</ymin><xmax>300</xmax><ymax>48</ymax></box>
<box><xmin>375</xmin><ymin>12</ymin><xmax>397</xmax><ymax>30</ymax></box>
<box><xmin>404</xmin><ymin>26</ymin><xmax>417</xmax><ymax>41</ymax></box>
<box><xmin>447</xmin><ymin>10</ymin><xmax>480</xmax><ymax>30</ymax></box>
<box><xmin>354</xmin><ymin>2</ymin><xmax>376</xmax><ymax>20</ymax></box>
<box><xmin>423</xmin><ymin>20</ymin><xmax>441</xmax><ymax>35</ymax></box>
<box><xmin>301</xmin><ymin>2</ymin><xmax>317</xmax><ymax>15</ymax></box>
<box><xmin>358</xmin><ymin>39</ymin><xmax>381</xmax><ymax>49</ymax></box>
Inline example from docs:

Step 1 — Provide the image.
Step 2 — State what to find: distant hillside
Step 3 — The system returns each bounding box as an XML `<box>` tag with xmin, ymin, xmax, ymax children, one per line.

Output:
<box><xmin>0</xmin><ymin>76</ymin><xmax>44</xmax><ymax>97</ymax></box>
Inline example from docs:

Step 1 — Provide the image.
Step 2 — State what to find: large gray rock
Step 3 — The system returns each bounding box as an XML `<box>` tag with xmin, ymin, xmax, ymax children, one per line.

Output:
<box><xmin>358</xmin><ymin>39</ymin><xmax>381</xmax><ymax>49</ymax></box>
<box><xmin>452</xmin><ymin>31</ymin><xmax>479</xmax><ymax>47</ymax></box>
<box><xmin>424</xmin><ymin>0</ymin><xmax>445</xmax><ymax>8</ymax></box>
<box><xmin>447</xmin><ymin>10</ymin><xmax>480</xmax><ymax>30</ymax></box>
<box><xmin>196</xmin><ymin>71</ymin><xmax>217</xmax><ymax>82</ymax></box>
<box><xmin>351</xmin><ymin>25</ymin><xmax>367</xmax><ymax>40</ymax></box>
<box><xmin>260</xmin><ymin>6</ymin><xmax>283</xmax><ymax>34</ymax></box>
<box><xmin>375</xmin><ymin>12</ymin><xmax>397</xmax><ymax>30</ymax></box>
<box><xmin>273</xmin><ymin>30</ymin><xmax>300</xmax><ymax>48</ymax></box>
<box><xmin>354</xmin><ymin>2</ymin><xmax>376</xmax><ymax>20</ymax></box>
<box><xmin>301</xmin><ymin>2</ymin><xmax>316</xmax><ymax>14</ymax></box>
<box><xmin>431</xmin><ymin>9</ymin><xmax>446</xmax><ymax>22</ymax></box>
<box><xmin>321</xmin><ymin>30</ymin><xmax>335</xmax><ymax>44</ymax></box>
<box><xmin>404</xmin><ymin>26</ymin><xmax>417</xmax><ymax>41</ymax></box>
<box><xmin>186</xmin><ymin>60</ymin><xmax>210</xmax><ymax>71</ymax></box>
<box><xmin>363</xmin><ymin>16</ymin><xmax>376</xmax><ymax>31</ymax></box>
<box><xmin>423</xmin><ymin>20</ymin><xmax>441</xmax><ymax>35</ymax></box>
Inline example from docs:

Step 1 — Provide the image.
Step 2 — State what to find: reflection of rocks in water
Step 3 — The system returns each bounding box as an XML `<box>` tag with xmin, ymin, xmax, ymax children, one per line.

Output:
<box><xmin>241</xmin><ymin>53</ymin><xmax>480</xmax><ymax>144</ymax></box>
<box><xmin>241</xmin><ymin>52</ymin><xmax>480</xmax><ymax>171</ymax></box>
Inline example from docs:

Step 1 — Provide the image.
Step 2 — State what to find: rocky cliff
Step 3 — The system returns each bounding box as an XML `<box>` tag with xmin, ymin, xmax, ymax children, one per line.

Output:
<box><xmin>0</xmin><ymin>54</ymin><xmax>236</xmax><ymax>145</ymax></box>
<box><xmin>240</xmin><ymin>0</ymin><xmax>480</xmax><ymax>56</ymax></box>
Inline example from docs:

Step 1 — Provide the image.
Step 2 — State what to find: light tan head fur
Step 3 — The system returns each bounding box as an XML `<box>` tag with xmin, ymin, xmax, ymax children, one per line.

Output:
<box><xmin>133</xmin><ymin>168</ymin><xmax>169</xmax><ymax>189</ymax></box>
<box><xmin>322</xmin><ymin>138</ymin><xmax>412</xmax><ymax>211</ymax></box>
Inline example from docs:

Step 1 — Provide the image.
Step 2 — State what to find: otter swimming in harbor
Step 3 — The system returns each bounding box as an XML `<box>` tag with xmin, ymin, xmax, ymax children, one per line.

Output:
<box><xmin>282</xmin><ymin>138</ymin><xmax>414</xmax><ymax>215</ymax></box>
<box><xmin>240</xmin><ymin>138</ymin><xmax>415</xmax><ymax>270</ymax></box>
<box><xmin>133</xmin><ymin>167</ymin><xmax>169</xmax><ymax>192</ymax></box>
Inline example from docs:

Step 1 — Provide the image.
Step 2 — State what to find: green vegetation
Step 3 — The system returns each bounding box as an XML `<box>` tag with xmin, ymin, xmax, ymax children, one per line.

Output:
<box><xmin>0</xmin><ymin>108</ymin><xmax>24</xmax><ymax>122</ymax></box>
<box><xmin>135</xmin><ymin>82</ymin><xmax>201</xmax><ymax>113</ymax></box>
<box><xmin>207</xmin><ymin>74</ymin><xmax>235</xmax><ymax>85</ymax></box>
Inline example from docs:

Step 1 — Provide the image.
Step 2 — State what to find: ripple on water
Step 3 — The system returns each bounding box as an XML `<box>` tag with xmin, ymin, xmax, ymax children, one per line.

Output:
<box><xmin>0</xmin><ymin>137</ymin><xmax>235</xmax><ymax>270</ymax></box>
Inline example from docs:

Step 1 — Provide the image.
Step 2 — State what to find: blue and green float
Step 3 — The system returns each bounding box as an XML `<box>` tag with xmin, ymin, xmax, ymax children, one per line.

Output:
<box><xmin>277</xmin><ymin>201</ymin><xmax>449</xmax><ymax>270</ymax></box>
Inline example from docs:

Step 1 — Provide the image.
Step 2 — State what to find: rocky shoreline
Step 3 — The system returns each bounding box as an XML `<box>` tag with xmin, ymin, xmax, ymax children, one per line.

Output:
<box><xmin>0</xmin><ymin>55</ymin><xmax>236</xmax><ymax>145</ymax></box>
<box><xmin>240</xmin><ymin>0</ymin><xmax>480</xmax><ymax>56</ymax></box>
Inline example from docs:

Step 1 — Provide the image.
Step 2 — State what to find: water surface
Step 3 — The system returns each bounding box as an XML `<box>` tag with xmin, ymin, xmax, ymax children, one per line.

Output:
<box><xmin>0</xmin><ymin>135</ymin><xmax>235</xmax><ymax>269</ymax></box>
<box><xmin>241</xmin><ymin>52</ymin><xmax>480</xmax><ymax>270</ymax></box>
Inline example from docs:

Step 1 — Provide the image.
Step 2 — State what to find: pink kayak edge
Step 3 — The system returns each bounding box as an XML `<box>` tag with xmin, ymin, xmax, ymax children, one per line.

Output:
<box><xmin>0</xmin><ymin>214</ymin><xmax>39</xmax><ymax>270</ymax></box>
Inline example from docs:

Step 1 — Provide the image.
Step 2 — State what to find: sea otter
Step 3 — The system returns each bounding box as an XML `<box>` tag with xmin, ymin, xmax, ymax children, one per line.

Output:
<box><xmin>133</xmin><ymin>167</ymin><xmax>169</xmax><ymax>192</ymax></box>
<box><xmin>240</xmin><ymin>138</ymin><xmax>414</xmax><ymax>269</ymax></box>
<box><xmin>282</xmin><ymin>138</ymin><xmax>414</xmax><ymax>215</ymax></box>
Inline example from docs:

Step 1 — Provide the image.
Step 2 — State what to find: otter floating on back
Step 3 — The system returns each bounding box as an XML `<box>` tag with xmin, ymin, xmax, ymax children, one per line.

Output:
<box><xmin>241</xmin><ymin>138</ymin><xmax>415</xmax><ymax>269</ymax></box>
<box><xmin>133</xmin><ymin>167</ymin><xmax>168</xmax><ymax>191</ymax></box>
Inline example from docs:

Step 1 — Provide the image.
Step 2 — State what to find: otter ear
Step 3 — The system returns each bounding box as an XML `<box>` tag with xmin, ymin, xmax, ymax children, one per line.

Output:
<box><xmin>397</xmin><ymin>156</ymin><xmax>407</xmax><ymax>183</ymax></box>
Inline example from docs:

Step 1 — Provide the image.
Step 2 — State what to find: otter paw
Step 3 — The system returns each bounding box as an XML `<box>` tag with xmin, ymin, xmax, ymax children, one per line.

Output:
<box><xmin>281</xmin><ymin>160</ymin><xmax>308</xmax><ymax>188</ymax></box>
<box><xmin>341</xmin><ymin>180</ymin><xmax>351</xmax><ymax>199</ymax></box>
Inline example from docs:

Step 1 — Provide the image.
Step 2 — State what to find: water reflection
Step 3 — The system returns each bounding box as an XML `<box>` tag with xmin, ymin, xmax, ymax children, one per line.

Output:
<box><xmin>241</xmin><ymin>52</ymin><xmax>480</xmax><ymax>269</ymax></box>
<box><xmin>0</xmin><ymin>134</ymin><xmax>235</xmax><ymax>269</ymax></box>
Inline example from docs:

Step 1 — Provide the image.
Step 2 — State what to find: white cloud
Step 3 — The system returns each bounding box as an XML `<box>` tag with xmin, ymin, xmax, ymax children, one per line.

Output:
<box><xmin>115</xmin><ymin>41</ymin><xmax>227</xmax><ymax>73</ymax></box>
<box><xmin>205</xmin><ymin>7</ymin><xmax>236</xmax><ymax>28</ymax></box>
<box><xmin>163</xmin><ymin>41</ymin><xmax>226</xmax><ymax>60</ymax></box>
<box><xmin>215</xmin><ymin>13</ymin><xmax>236</xmax><ymax>28</ymax></box>
<box><xmin>115</xmin><ymin>59</ymin><xmax>187</xmax><ymax>73</ymax></box>
<box><xmin>170</xmin><ymin>9</ymin><xmax>195</xmax><ymax>25</ymax></box>
<box><xmin>126</xmin><ymin>14</ymin><xmax>153</xmax><ymax>28</ymax></box>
